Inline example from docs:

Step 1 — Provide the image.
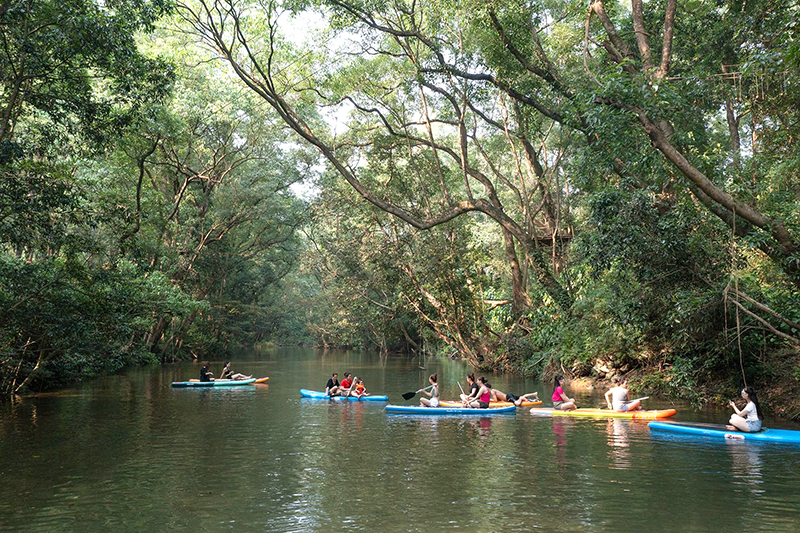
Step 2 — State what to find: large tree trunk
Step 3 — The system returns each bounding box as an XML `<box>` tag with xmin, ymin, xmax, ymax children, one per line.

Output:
<box><xmin>502</xmin><ymin>227</ymin><xmax>532</xmax><ymax>317</ymax></box>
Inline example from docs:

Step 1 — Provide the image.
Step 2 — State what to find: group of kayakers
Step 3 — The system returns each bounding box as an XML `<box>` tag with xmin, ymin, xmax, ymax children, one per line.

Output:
<box><xmin>413</xmin><ymin>372</ymin><xmax>539</xmax><ymax>408</ymax></box>
<box><xmin>199</xmin><ymin>361</ymin><xmax>252</xmax><ymax>382</ymax></box>
<box><xmin>325</xmin><ymin>372</ymin><xmax>369</xmax><ymax>397</ymax></box>
<box><xmin>409</xmin><ymin>372</ymin><xmax>764</xmax><ymax>433</ymax></box>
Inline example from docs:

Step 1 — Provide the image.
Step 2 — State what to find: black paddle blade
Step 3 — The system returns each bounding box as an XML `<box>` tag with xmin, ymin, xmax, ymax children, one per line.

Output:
<box><xmin>402</xmin><ymin>391</ymin><xmax>417</xmax><ymax>400</ymax></box>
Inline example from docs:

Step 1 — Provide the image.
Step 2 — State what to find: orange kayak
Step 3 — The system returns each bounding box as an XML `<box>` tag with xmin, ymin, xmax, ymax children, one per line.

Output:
<box><xmin>531</xmin><ymin>407</ymin><xmax>676</xmax><ymax>419</ymax></box>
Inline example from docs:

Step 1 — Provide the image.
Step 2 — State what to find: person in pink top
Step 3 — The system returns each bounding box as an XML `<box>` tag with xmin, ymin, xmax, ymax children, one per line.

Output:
<box><xmin>465</xmin><ymin>376</ymin><xmax>492</xmax><ymax>408</ymax></box>
<box><xmin>552</xmin><ymin>375</ymin><xmax>577</xmax><ymax>410</ymax></box>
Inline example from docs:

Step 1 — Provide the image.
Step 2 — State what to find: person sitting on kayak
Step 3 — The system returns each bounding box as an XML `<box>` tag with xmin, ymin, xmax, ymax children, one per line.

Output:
<box><xmin>460</xmin><ymin>373</ymin><xmax>480</xmax><ymax>404</ymax></box>
<box><xmin>604</xmin><ymin>377</ymin><xmax>642</xmax><ymax>412</ymax></box>
<box><xmin>552</xmin><ymin>375</ymin><xmax>577</xmax><ymax>410</ymax></box>
<box><xmin>491</xmin><ymin>389</ymin><xmax>539</xmax><ymax>406</ymax></box>
<box><xmin>419</xmin><ymin>373</ymin><xmax>440</xmax><ymax>407</ymax></box>
<box><xmin>200</xmin><ymin>362</ymin><xmax>214</xmax><ymax>382</ymax></box>
<box><xmin>340</xmin><ymin>372</ymin><xmax>355</xmax><ymax>396</ymax></box>
<box><xmin>353</xmin><ymin>378</ymin><xmax>368</xmax><ymax>397</ymax></box>
<box><xmin>325</xmin><ymin>373</ymin><xmax>341</xmax><ymax>396</ymax></box>
<box><xmin>728</xmin><ymin>386</ymin><xmax>763</xmax><ymax>432</ymax></box>
<box><xmin>465</xmin><ymin>377</ymin><xmax>492</xmax><ymax>408</ymax></box>
<box><xmin>220</xmin><ymin>361</ymin><xmax>252</xmax><ymax>381</ymax></box>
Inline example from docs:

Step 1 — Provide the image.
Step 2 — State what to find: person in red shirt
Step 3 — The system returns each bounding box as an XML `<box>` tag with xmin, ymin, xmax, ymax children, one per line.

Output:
<box><xmin>339</xmin><ymin>372</ymin><xmax>354</xmax><ymax>395</ymax></box>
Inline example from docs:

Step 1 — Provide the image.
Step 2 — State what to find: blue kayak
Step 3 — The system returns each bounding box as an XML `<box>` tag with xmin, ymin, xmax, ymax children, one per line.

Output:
<box><xmin>649</xmin><ymin>420</ymin><xmax>800</xmax><ymax>445</ymax></box>
<box><xmin>385</xmin><ymin>404</ymin><xmax>517</xmax><ymax>415</ymax></box>
<box><xmin>172</xmin><ymin>378</ymin><xmax>256</xmax><ymax>388</ymax></box>
<box><xmin>300</xmin><ymin>389</ymin><xmax>389</xmax><ymax>401</ymax></box>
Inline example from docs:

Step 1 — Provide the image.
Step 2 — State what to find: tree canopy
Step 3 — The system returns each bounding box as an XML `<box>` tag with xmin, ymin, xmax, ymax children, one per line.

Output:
<box><xmin>3</xmin><ymin>0</ymin><xmax>799</xmax><ymax>411</ymax></box>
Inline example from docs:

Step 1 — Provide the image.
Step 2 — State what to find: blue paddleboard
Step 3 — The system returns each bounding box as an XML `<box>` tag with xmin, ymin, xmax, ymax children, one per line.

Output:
<box><xmin>649</xmin><ymin>420</ymin><xmax>800</xmax><ymax>445</ymax></box>
<box><xmin>300</xmin><ymin>389</ymin><xmax>389</xmax><ymax>401</ymax></box>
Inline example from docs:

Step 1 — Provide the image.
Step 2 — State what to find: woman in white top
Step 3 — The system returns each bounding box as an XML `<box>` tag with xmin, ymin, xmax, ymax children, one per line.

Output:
<box><xmin>419</xmin><ymin>373</ymin><xmax>440</xmax><ymax>407</ymax></box>
<box><xmin>604</xmin><ymin>377</ymin><xmax>642</xmax><ymax>412</ymax></box>
<box><xmin>728</xmin><ymin>386</ymin><xmax>763</xmax><ymax>432</ymax></box>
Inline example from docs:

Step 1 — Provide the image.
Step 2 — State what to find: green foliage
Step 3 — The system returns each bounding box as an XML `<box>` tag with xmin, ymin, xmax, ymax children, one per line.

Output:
<box><xmin>0</xmin><ymin>255</ymin><xmax>192</xmax><ymax>393</ymax></box>
<box><xmin>4</xmin><ymin>0</ymin><xmax>800</xmax><ymax>409</ymax></box>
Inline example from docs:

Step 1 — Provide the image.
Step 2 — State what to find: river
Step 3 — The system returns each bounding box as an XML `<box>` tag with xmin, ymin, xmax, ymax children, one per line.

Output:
<box><xmin>1</xmin><ymin>348</ymin><xmax>799</xmax><ymax>532</ymax></box>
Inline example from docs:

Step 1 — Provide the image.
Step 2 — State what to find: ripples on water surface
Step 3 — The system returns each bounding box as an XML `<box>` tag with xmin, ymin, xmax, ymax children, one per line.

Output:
<box><xmin>1</xmin><ymin>349</ymin><xmax>799</xmax><ymax>532</ymax></box>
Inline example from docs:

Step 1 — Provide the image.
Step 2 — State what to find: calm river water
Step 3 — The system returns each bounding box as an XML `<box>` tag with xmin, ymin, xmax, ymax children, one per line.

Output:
<box><xmin>2</xmin><ymin>348</ymin><xmax>799</xmax><ymax>532</ymax></box>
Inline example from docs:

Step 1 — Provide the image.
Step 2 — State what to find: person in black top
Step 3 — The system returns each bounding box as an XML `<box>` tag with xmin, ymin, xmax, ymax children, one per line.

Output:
<box><xmin>220</xmin><ymin>361</ymin><xmax>252</xmax><ymax>380</ymax></box>
<box><xmin>200</xmin><ymin>362</ymin><xmax>214</xmax><ymax>382</ymax></box>
<box><xmin>325</xmin><ymin>373</ymin><xmax>341</xmax><ymax>396</ymax></box>
<box><xmin>460</xmin><ymin>373</ymin><xmax>480</xmax><ymax>404</ymax></box>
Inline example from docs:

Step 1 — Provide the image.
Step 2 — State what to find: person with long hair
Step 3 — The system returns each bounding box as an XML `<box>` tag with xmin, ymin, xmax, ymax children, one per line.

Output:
<box><xmin>419</xmin><ymin>373</ymin><xmax>440</xmax><ymax>407</ymax></box>
<box><xmin>460</xmin><ymin>373</ymin><xmax>479</xmax><ymax>404</ymax></box>
<box><xmin>220</xmin><ymin>361</ymin><xmax>252</xmax><ymax>381</ymax></box>
<box><xmin>465</xmin><ymin>377</ymin><xmax>492</xmax><ymax>408</ymax></box>
<box><xmin>552</xmin><ymin>375</ymin><xmax>577</xmax><ymax>410</ymax></box>
<box><xmin>728</xmin><ymin>386</ymin><xmax>763</xmax><ymax>432</ymax></box>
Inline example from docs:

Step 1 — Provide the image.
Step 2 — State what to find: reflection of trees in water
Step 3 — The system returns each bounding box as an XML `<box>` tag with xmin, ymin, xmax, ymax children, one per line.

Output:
<box><xmin>606</xmin><ymin>419</ymin><xmax>632</xmax><ymax>470</ymax></box>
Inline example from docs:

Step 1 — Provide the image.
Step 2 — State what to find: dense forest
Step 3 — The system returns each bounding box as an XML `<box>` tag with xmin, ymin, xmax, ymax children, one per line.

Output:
<box><xmin>2</xmin><ymin>0</ymin><xmax>799</xmax><ymax>415</ymax></box>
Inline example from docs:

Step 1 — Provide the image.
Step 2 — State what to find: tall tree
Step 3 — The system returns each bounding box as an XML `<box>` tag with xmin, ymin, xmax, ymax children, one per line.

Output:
<box><xmin>177</xmin><ymin>0</ymin><xmax>576</xmax><ymax>313</ymax></box>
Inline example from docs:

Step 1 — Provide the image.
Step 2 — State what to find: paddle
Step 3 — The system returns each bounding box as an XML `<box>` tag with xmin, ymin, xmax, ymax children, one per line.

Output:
<box><xmin>402</xmin><ymin>384</ymin><xmax>434</xmax><ymax>401</ymax></box>
<box><xmin>603</xmin><ymin>396</ymin><xmax>650</xmax><ymax>409</ymax></box>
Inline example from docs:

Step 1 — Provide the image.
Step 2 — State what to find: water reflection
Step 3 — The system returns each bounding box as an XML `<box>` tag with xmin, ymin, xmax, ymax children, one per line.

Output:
<box><xmin>4</xmin><ymin>350</ymin><xmax>800</xmax><ymax>533</ymax></box>
<box><xmin>606</xmin><ymin>419</ymin><xmax>632</xmax><ymax>469</ymax></box>
<box><xmin>551</xmin><ymin>418</ymin><xmax>568</xmax><ymax>469</ymax></box>
<box><xmin>727</xmin><ymin>441</ymin><xmax>765</xmax><ymax>493</ymax></box>
<box><xmin>464</xmin><ymin>417</ymin><xmax>492</xmax><ymax>442</ymax></box>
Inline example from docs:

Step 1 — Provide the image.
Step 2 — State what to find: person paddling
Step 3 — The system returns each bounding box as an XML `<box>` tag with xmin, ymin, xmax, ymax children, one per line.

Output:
<box><xmin>728</xmin><ymin>386</ymin><xmax>763</xmax><ymax>432</ymax></box>
<box><xmin>552</xmin><ymin>375</ymin><xmax>577</xmax><ymax>410</ymax></box>
<box><xmin>419</xmin><ymin>373</ymin><xmax>440</xmax><ymax>407</ymax></box>
<box><xmin>340</xmin><ymin>372</ymin><xmax>355</xmax><ymax>396</ymax></box>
